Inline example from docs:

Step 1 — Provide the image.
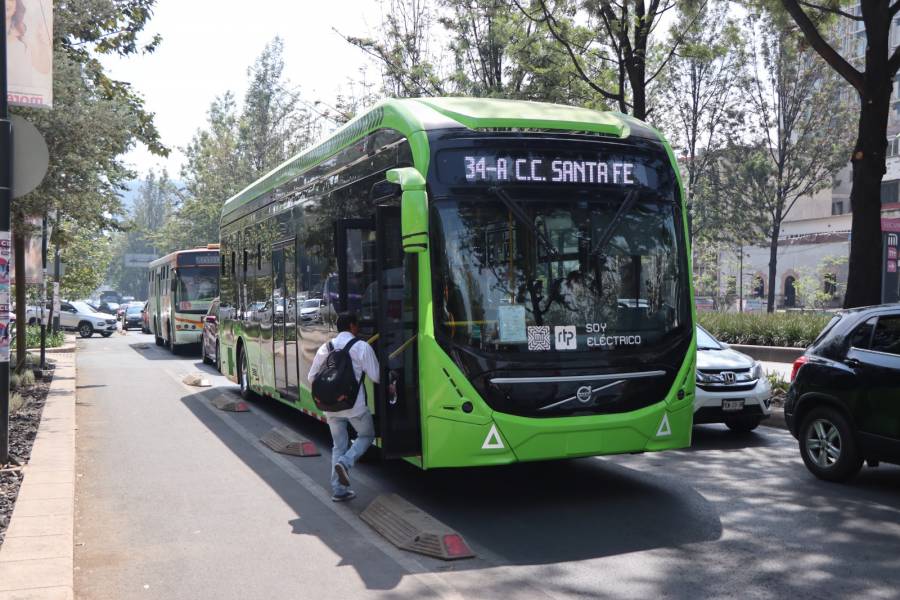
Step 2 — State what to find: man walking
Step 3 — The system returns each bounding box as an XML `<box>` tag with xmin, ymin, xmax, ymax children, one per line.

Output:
<box><xmin>308</xmin><ymin>312</ymin><xmax>379</xmax><ymax>502</ymax></box>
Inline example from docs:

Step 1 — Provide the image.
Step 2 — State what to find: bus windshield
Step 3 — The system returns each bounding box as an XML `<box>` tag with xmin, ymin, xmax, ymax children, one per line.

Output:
<box><xmin>176</xmin><ymin>267</ymin><xmax>218</xmax><ymax>313</ymax></box>
<box><xmin>432</xmin><ymin>190</ymin><xmax>689</xmax><ymax>353</ymax></box>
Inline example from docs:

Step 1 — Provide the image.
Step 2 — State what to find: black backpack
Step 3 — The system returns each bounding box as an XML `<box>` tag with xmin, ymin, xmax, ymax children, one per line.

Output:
<box><xmin>312</xmin><ymin>338</ymin><xmax>364</xmax><ymax>412</ymax></box>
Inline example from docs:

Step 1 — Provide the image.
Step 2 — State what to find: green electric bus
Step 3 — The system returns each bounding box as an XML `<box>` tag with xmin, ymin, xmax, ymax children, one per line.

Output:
<box><xmin>218</xmin><ymin>98</ymin><xmax>695</xmax><ymax>469</ymax></box>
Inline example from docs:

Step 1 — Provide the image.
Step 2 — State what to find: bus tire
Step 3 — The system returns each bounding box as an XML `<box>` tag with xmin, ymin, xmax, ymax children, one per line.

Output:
<box><xmin>167</xmin><ymin>322</ymin><xmax>178</xmax><ymax>355</ymax></box>
<box><xmin>155</xmin><ymin>335</ymin><xmax>163</xmax><ymax>346</ymax></box>
<box><xmin>78</xmin><ymin>321</ymin><xmax>94</xmax><ymax>338</ymax></box>
<box><xmin>237</xmin><ymin>344</ymin><xmax>253</xmax><ymax>401</ymax></box>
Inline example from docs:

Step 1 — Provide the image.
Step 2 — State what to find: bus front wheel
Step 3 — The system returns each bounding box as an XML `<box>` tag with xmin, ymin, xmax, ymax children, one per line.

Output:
<box><xmin>238</xmin><ymin>346</ymin><xmax>252</xmax><ymax>401</ymax></box>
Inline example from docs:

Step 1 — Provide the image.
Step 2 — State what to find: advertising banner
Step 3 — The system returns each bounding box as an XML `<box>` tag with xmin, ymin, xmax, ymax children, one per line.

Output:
<box><xmin>0</xmin><ymin>232</ymin><xmax>10</xmax><ymax>363</ymax></box>
<box><xmin>6</xmin><ymin>0</ymin><xmax>53</xmax><ymax>109</ymax></box>
<box><xmin>884</xmin><ymin>228</ymin><xmax>900</xmax><ymax>304</ymax></box>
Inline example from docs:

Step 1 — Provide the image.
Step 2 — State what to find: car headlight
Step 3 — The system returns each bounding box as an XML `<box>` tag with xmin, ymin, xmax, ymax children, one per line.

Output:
<box><xmin>696</xmin><ymin>371</ymin><xmax>713</xmax><ymax>383</ymax></box>
<box><xmin>752</xmin><ymin>362</ymin><xmax>763</xmax><ymax>380</ymax></box>
<box><xmin>96</xmin><ymin>321</ymin><xmax>105</xmax><ymax>326</ymax></box>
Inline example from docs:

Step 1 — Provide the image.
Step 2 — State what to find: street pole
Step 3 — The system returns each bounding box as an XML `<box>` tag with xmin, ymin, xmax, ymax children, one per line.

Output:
<box><xmin>1</xmin><ymin>1</ymin><xmax>13</xmax><ymax>465</ymax></box>
<box><xmin>738</xmin><ymin>244</ymin><xmax>744</xmax><ymax>314</ymax></box>
<box><xmin>39</xmin><ymin>214</ymin><xmax>47</xmax><ymax>369</ymax></box>
<box><xmin>52</xmin><ymin>243</ymin><xmax>59</xmax><ymax>334</ymax></box>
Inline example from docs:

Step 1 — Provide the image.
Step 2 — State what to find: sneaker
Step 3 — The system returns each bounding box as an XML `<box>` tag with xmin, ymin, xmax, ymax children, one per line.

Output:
<box><xmin>331</xmin><ymin>490</ymin><xmax>356</xmax><ymax>502</ymax></box>
<box><xmin>334</xmin><ymin>462</ymin><xmax>351</xmax><ymax>487</ymax></box>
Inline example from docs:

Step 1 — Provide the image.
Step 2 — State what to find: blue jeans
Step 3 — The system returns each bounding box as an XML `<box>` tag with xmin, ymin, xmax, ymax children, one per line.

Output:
<box><xmin>327</xmin><ymin>411</ymin><xmax>374</xmax><ymax>495</ymax></box>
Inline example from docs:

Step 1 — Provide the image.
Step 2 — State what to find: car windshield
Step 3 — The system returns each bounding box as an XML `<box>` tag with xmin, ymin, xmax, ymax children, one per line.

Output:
<box><xmin>126</xmin><ymin>306</ymin><xmax>142</xmax><ymax>315</ymax></box>
<box><xmin>73</xmin><ymin>301</ymin><xmax>99</xmax><ymax>314</ymax></box>
<box><xmin>432</xmin><ymin>190</ymin><xmax>689</xmax><ymax>353</ymax></box>
<box><xmin>696</xmin><ymin>326</ymin><xmax>722</xmax><ymax>350</ymax></box>
<box><xmin>302</xmin><ymin>299</ymin><xmax>320</xmax><ymax>308</ymax></box>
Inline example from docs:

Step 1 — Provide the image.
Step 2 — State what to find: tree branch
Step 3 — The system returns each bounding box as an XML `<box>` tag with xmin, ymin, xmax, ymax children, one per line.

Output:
<box><xmin>780</xmin><ymin>0</ymin><xmax>864</xmax><ymax>93</ymax></box>
<box><xmin>797</xmin><ymin>0</ymin><xmax>863</xmax><ymax>21</ymax></box>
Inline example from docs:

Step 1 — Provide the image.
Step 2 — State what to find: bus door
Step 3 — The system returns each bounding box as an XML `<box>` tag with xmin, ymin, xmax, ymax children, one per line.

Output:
<box><xmin>337</xmin><ymin>208</ymin><xmax>421</xmax><ymax>457</ymax></box>
<box><xmin>272</xmin><ymin>241</ymin><xmax>299</xmax><ymax>399</ymax></box>
<box><xmin>374</xmin><ymin>206</ymin><xmax>421</xmax><ymax>457</ymax></box>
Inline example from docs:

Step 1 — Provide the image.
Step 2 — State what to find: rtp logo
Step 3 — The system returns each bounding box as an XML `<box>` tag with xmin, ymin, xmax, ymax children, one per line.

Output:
<box><xmin>554</xmin><ymin>326</ymin><xmax>577</xmax><ymax>350</ymax></box>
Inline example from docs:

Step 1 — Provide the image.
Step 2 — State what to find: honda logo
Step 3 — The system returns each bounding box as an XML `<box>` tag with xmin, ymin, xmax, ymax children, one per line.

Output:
<box><xmin>722</xmin><ymin>372</ymin><xmax>736</xmax><ymax>384</ymax></box>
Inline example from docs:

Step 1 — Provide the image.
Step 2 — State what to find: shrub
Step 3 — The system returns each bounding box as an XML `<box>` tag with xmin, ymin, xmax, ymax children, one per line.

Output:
<box><xmin>698</xmin><ymin>312</ymin><xmax>832</xmax><ymax>348</ymax></box>
<box><xmin>23</xmin><ymin>325</ymin><xmax>64</xmax><ymax>349</ymax></box>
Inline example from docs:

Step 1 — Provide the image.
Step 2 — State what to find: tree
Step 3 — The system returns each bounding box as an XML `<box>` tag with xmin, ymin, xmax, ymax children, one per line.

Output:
<box><xmin>516</xmin><ymin>0</ymin><xmax>694</xmax><ymax>120</ymax></box>
<box><xmin>657</xmin><ymin>0</ymin><xmax>745</xmax><ymax>240</ymax></box>
<box><xmin>721</xmin><ymin>16</ymin><xmax>851</xmax><ymax>313</ymax></box>
<box><xmin>341</xmin><ymin>0</ymin><xmax>448</xmax><ymax>97</ymax></box>
<box><xmin>107</xmin><ymin>170</ymin><xmax>177</xmax><ymax>297</ymax></box>
<box><xmin>11</xmin><ymin>0</ymin><xmax>165</xmax><ymax>367</ymax></box>
<box><xmin>57</xmin><ymin>223</ymin><xmax>114</xmax><ymax>301</ymax></box>
<box><xmin>161</xmin><ymin>93</ymin><xmax>243</xmax><ymax>250</ymax></box>
<box><xmin>778</xmin><ymin>0</ymin><xmax>899</xmax><ymax>308</ymax></box>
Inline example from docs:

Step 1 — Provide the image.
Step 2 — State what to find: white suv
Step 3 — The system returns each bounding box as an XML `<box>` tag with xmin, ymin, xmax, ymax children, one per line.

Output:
<box><xmin>694</xmin><ymin>326</ymin><xmax>772</xmax><ymax>432</ymax></box>
<box><xmin>59</xmin><ymin>301</ymin><xmax>117</xmax><ymax>338</ymax></box>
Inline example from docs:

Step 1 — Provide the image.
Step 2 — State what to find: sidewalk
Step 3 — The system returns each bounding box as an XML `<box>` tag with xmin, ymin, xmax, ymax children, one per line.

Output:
<box><xmin>0</xmin><ymin>353</ymin><xmax>76</xmax><ymax>600</ymax></box>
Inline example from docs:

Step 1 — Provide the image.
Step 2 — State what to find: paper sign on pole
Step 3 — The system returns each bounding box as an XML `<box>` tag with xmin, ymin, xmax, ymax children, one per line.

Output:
<box><xmin>6</xmin><ymin>0</ymin><xmax>53</xmax><ymax>109</ymax></box>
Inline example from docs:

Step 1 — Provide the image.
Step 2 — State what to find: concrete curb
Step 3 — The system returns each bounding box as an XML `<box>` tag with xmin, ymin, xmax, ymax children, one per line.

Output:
<box><xmin>0</xmin><ymin>352</ymin><xmax>76</xmax><ymax>600</ymax></box>
<box><xmin>730</xmin><ymin>344</ymin><xmax>804</xmax><ymax>363</ymax></box>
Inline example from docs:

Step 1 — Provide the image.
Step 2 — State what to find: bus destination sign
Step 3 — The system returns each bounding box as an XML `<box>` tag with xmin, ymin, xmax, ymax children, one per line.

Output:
<box><xmin>464</xmin><ymin>156</ymin><xmax>636</xmax><ymax>185</ymax></box>
<box><xmin>178</xmin><ymin>252</ymin><xmax>219</xmax><ymax>267</ymax></box>
<box><xmin>436</xmin><ymin>148</ymin><xmax>664</xmax><ymax>188</ymax></box>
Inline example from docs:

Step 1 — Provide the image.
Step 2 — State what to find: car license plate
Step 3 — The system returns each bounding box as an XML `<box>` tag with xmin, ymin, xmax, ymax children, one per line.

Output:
<box><xmin>722</xmin><ymin>399</ymin><xmax>745</xmax><ymax>412</ymax></box>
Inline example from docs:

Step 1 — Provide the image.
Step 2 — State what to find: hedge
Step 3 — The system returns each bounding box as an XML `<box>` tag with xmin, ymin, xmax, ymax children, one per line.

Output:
<box><xmin>698</xmin><ymin>312</ymin><xmax>833</xmax><ymax>348</ymax></box>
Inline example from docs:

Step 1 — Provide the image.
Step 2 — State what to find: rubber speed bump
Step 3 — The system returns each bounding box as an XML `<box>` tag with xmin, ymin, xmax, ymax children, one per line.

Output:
<box><xmin>360</xmin><ymin>493</ymin><xmax>474</xmax><ymax>560</ymax></box>
<box><xmin>260</xmin><ymin>427</ymin><xmax>320</xmax><ymax>457</ymax></box>
<box><xmin>182</xmin><ymin>373</ymin><xmax>211</xmax><ymax>387</ymax></box>
<box><xmin>211</xmin><ymin>394</ymin><xmax>249</xmax><ymax>412</ymax></box>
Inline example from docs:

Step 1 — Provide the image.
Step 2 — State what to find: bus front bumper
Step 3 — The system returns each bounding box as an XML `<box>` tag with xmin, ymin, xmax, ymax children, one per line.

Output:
<box><xmin>423</xmin><ymin>400</ymin><xmax>693</xmax><ymax>469</ymax></box>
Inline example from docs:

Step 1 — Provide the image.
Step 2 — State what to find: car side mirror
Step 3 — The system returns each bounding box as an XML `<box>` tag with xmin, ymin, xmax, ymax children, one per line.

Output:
<box><xmin>205</xmin><ymin>315</ymin><xmax>217</xmax><ymax>324</ymax></box>
<box><xmin>386</xmin><ymin>167</ymin><xmax>428</xmax><ymax>254</ymax></box>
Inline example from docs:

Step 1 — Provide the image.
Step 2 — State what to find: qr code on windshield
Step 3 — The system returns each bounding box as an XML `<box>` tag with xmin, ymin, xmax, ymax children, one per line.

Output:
<box><xmin>527</xmin><ymin>326</ymin><xmax>551</xmax><ymax>351</ymax></box>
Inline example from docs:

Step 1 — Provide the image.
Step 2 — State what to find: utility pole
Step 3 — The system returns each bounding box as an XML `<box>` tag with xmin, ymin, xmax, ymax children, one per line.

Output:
<box><xmin>738</xmin><ymin>244</ymin><xmax>744</xmax><ymax>314</ymax></box>
<box><xmin>1</xmin><ymin>1</ymin><xmax>14</xmax><ymax>465</ymax></box>
<box><xmin>39</xmin><ymin>214</ymin><xmax>47</xmax><ymax>369</ymax></box>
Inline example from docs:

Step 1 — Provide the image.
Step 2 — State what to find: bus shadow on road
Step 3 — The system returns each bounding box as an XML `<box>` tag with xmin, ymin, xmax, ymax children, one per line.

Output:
<box><xmin>178</xmin><ymin>386</ymin><xmax>724</xmax><ymax>586</ymax></box>
<box><xmin>126</xmin><ymin>339</ymin><xmax>205</xmax><ymax>361</ymax></box>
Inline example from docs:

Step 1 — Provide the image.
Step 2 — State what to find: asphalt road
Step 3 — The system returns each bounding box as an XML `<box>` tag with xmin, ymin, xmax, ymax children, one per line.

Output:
<box><xmin>74</xmin><ymin>332</ymin><xmax>900</xmax><ymax>600</ymax></box>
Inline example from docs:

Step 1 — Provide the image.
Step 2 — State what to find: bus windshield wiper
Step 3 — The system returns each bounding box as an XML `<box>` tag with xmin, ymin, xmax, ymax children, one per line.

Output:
<box><xmin>488</xmin><ymin>187</ymin><xmax>559</xmax><ymax>258</ymax></box>
<box><xmin>590</xmin><ymin>188</ymin><xmax>640</xmax><ymax>257</ymax></box>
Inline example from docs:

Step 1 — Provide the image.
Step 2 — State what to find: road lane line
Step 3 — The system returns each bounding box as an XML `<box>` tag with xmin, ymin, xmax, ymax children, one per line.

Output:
<box><xmin>162</xmin><ymin>368</ymin><xmax>467</xmax><ymax>600</ymax></box>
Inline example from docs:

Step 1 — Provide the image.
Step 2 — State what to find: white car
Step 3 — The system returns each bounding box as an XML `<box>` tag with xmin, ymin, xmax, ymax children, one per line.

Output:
<box><xmin>299</xmin><ymin>298</ymin><xmax>323</xmax><ymax>322</ymax></box>
<box><xmin>58</xmin><ymin>300</ymin><xmax>118</xmax><ymax>338</ymax></box>
<box><xmin>693</xmin><ymin>325</ymin><xmax>772</xmax><ymax>432</ymax></box>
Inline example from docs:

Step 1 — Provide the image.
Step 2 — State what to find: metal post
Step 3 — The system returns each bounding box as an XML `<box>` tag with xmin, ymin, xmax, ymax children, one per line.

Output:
<box><xmin>738</xmin><ymin>244</ymin><xmax>744</xmax><ymax>314</ymax></box>
<box><xmin>39</xmin><ymin>214</ymin><xmax>47</xmax><ymax>369</ymax></box>
<box><xmin>52</xmin><ymin>242</ymin><xmax>59</xmax><ymax>334</ymax></box>
<box><xmin>1</xmin><ymin>0</ymin><xmax>13</xmax><ymax>465</ymax></box>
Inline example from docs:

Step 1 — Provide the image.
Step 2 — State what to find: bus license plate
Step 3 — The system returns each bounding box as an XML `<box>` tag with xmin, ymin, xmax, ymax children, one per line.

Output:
<box><xmin>722</xmin><ymin>399</ymin><xmax>745</xmax><ymax>412</ymax></box>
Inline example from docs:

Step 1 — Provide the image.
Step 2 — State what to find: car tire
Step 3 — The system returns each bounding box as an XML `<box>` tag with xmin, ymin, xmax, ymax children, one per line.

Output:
<box><xmin>214</xmin><ymin>341</ymin><xmax>221</xmax><ymax>373</ymax></box>
<box><xmin>201</xmin><ymin>343</ymin><xmax>212</xmax><ymax>365</ymax></box>
<box><xmin>799</xmin><ymin>407</ymin><xmax>863</xmax><ymax>482</ymax></box>
<box><xmin>78</xmin><ymin>322</ymin><xmax>94</xmax><ymax>338</ymax></box>
<box><xmin>725</xmin><ymin>416</ymin><xmax>762</xmax><ymax>433</ymax></box>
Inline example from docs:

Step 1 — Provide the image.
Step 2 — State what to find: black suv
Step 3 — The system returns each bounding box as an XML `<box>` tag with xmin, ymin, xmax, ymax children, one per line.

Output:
<box><xmin>785</xmin><ymin>304</ymin><xmax>900</xmax><ymax>482</ymax></box>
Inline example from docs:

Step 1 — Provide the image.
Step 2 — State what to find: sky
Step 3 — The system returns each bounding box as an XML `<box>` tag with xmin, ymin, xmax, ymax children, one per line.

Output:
<box><xmin>100</xmin><ymin>0</ymin><xmax>385</xmax><ymax>178</ymax></box>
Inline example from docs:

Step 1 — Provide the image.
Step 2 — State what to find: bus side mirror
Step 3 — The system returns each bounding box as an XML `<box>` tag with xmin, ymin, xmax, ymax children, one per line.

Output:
<box><xmin>387</xmin><ymin>167</ymin><xmax>428</xmax><ymax>254</ymax></box>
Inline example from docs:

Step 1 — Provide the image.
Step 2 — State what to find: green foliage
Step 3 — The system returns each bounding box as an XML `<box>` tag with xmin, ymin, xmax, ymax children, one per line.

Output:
<box><xmin>698</xmin><ymin>311</ymin><xmax>832</xmax><ymax>347</ymax></box>
<box><xmin>24</xmin><ymin>325</ymin><xmax>65</xmax><ymax>350</ymax></box>
<box><xmin>59</xmin><ymin>222</ymin><xmax>113</xmax><ymax>300</ymax></box>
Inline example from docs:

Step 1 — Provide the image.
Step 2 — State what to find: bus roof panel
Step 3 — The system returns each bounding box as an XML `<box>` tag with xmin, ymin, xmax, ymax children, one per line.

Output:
<box><xmin>220</xmin><ymin>98</ymin><xmax>662</xmax><ymax>220</ymax></box>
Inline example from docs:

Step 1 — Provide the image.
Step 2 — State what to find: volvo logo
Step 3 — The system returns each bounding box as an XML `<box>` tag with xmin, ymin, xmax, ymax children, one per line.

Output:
<box><xmin>722</xmin><ymin>372</ymin><xmax>736</xmax><ymax>384</ymax></box>
<box><xmin>576</xmin><ymin>385</ymin><xmax>593</xmax><ymax>403</ymax></box>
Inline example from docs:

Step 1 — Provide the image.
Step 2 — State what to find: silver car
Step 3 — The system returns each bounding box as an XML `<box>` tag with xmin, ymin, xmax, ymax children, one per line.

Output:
<box><xmin>694</xmin><ymin>326</ymin><xmax>772</xmax><ymax>432</ymax></box>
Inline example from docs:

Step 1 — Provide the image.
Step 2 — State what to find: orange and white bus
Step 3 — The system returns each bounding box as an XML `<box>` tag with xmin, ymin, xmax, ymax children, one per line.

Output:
<box><xmin>148</xmin><ymin>246</ymin><xmax>219</xmax><ymax>353</ymax></box>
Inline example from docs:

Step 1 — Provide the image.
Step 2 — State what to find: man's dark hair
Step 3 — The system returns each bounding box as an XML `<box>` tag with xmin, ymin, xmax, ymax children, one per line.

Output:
<box><xmin>336</xmin><ymin>312</ymin><xmax>358</xmax><ymax>332</ymax></box>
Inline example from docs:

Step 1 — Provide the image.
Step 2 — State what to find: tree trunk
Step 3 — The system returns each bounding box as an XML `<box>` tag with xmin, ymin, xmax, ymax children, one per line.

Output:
<box><xmin>13</xmin><ymin>230</ymin><xmax>26</xmax><ymax>372</ymax></box>
<box><xmin>767</xmin><ymin>222</ymin><xmax>780</xmax><ymax>313</ymax></box>
<box><xmin>844</xmin><ymin>83</ymin><xmax>891</xmax><ymax>308</ymax></box>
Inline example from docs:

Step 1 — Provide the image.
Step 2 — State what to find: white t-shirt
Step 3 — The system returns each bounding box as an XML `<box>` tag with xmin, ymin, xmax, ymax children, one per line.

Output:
<box><xmin>308</xmin><ymin>331</ymin><xmax>380</xmax><ymax>418</ymax></box>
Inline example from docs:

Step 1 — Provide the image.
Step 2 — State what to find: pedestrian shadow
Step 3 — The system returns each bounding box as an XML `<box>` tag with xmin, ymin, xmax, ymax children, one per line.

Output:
<box><xmin>178</xmin><ymin>387</ymin><xmax>725</xmax><ymax>593</ymax></box>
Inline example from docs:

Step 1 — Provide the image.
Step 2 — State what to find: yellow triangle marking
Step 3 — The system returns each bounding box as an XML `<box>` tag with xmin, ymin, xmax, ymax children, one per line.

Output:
<box><xmin>482</xmin><ymin>424</ymin><xmax>504</xmax><ymax>450</ymax></box>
